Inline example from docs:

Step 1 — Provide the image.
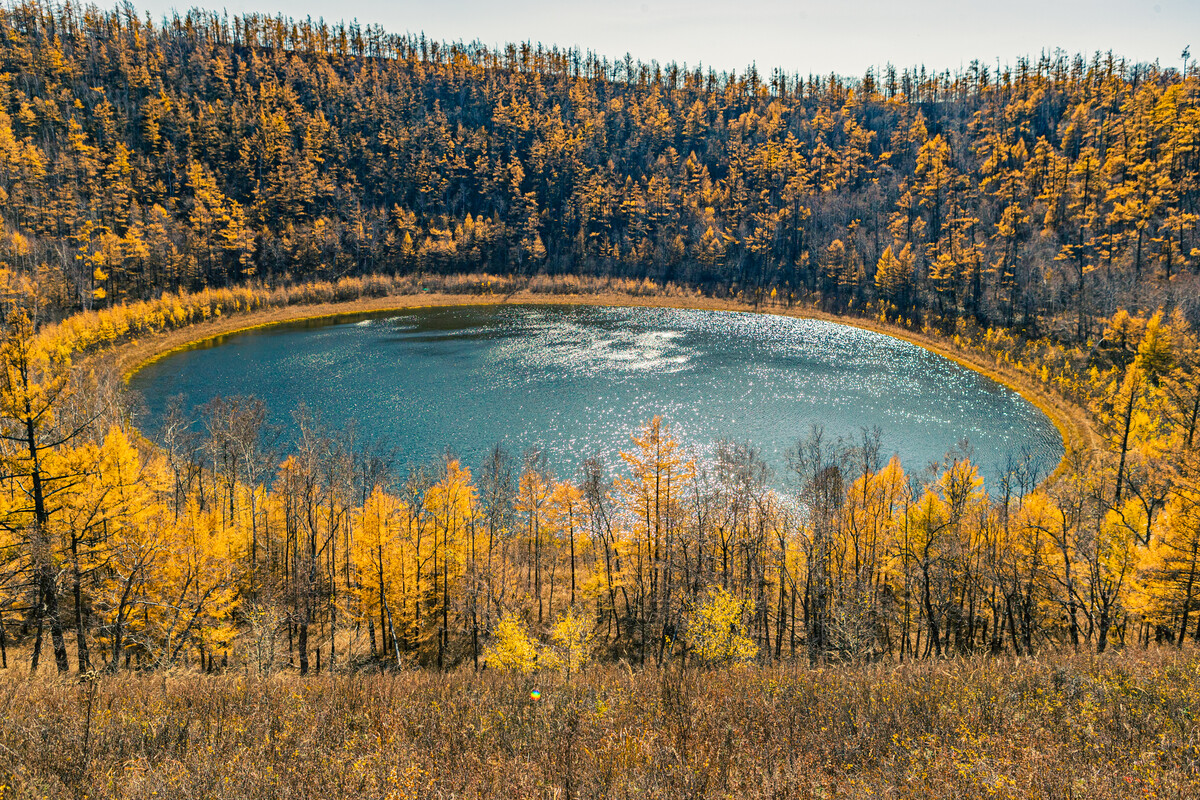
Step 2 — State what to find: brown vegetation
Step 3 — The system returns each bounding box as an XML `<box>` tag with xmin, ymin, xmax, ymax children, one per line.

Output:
<box><xmin>1</xmin><ymin>649</ymin><xmax>1197</xmax><ymax>798</ymax></box>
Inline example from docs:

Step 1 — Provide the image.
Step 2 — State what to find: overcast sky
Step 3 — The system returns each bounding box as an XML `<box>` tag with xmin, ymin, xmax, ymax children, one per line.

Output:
<box><xmin>135</xmin><ymin>1</ymin><xmax>1197</xmax><ymax>76</ymax></box>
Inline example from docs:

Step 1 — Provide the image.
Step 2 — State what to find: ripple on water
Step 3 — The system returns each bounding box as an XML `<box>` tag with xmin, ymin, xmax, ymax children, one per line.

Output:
<box><xmin>129</xmin><ymin>305</ymin><xmax>1064</xmax><ymax>488</ymax></box>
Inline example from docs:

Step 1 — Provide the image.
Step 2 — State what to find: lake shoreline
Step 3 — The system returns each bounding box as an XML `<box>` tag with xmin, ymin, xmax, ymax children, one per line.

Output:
<box><xmin>109</xmin><ymin>290</ymin><xmax>1093</xmax><ymax>487</ymax></box>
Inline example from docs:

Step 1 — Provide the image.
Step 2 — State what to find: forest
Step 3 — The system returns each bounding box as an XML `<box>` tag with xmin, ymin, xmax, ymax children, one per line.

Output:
<box><xmin>0</xmin><ymin>286</ymin><xmax>1195</xmax><ymax>675</ymax></box>
<box><xmin>0</xmin><ymin>0</ymin><xmax>1192</xmax><ymax>671</ymax></box>
<box><xmin>0</xmin><ymin>1</ymin><xmax>1198</xmax><ymax>796</ymax></box>
<box><xmin>0</xmin><ymin>2</ymin><xmax>1196</xmax><ymax>342</ymax></box>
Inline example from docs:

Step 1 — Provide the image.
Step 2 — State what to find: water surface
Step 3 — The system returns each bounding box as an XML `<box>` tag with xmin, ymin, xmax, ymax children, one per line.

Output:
<box><xmin>130</xmin><ymin>305</ymin><xmax>1063</xmax><ymax>487</ymax></box>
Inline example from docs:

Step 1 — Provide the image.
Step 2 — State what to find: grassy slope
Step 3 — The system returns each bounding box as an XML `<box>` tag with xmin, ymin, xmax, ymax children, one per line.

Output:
<box><xmin>1</xmin><ymin>649</ymin><xmax>1196</xmax><ymax>798</ymax></box>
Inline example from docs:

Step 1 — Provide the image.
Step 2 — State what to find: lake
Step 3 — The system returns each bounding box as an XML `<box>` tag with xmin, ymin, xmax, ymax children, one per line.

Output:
<box><xmin>128</xmin><ymin>304</ymin><xmax>1063</xmax><ymax>488</ymax></box>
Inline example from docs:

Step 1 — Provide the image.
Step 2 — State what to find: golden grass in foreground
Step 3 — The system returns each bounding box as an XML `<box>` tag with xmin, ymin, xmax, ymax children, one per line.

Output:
<box><xmin>1</xmin><ymin>650</ymin><xmax>1197</xmax><ymax>799</ymax></box>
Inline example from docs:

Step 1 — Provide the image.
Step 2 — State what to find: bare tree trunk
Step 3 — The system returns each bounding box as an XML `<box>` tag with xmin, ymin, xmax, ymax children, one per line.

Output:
<box><xmin>30</xmin><ymin>587</ymin><xmax>44</xmax><ymax>672</ymax></box>
<box><xmin>1114</xmin><ymin>372</ymin><xmax>1139</xmax><ymax>508</ymax></box>
<box><xmin>1179</xmin><ymin>539</ymin><xmax>1198</xmax><ymax>647</ymax></box>
<box><xmin>383</xmin><ymin>595</ymin><xmax>402</xmax><ymax>668</ymax></box>
<box><xmin>298</xmin><ymin>622</ymin><xmax>309</xmax><ymax>675</ymax></box>
<box><xmin>73</xmin><ymin>536</ymin><xmax>89</xmax><ymax>672</ymax></box>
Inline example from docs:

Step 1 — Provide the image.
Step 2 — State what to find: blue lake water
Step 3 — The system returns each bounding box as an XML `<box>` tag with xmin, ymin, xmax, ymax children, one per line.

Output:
<box><xmin>128</xmin><ymin>304</ymin><xmax>1063</xmax><ymax>488</ymax></box>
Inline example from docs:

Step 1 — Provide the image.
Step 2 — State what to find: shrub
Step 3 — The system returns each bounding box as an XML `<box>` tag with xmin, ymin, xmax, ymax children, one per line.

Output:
<box><xmin>483</xmin><ymin>612</ymin><xmax>539</xmax><ymax>673</ymax></box>
<box><xmin>685</xmin><ymin>586</ymin><xmax>758</xmax><ymax>666</ymax></box>
<box><xmin>545</xmin><ymin>605</ymin><xmax>597</xmax><ymax>676</ymax></box>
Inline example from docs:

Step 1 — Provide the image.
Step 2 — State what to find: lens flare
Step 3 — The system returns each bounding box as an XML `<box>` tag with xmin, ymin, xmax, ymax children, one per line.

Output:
<box><xmin>529</xmin><ymin>689</ymin><xmax>541</xmax><ymax>700</ymax></box>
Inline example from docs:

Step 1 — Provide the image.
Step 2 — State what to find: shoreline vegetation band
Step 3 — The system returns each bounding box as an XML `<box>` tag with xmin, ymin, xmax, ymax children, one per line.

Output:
<box><xmin>107</xmin><ymin>288</ymin><xmax>1086</xmax><ymax>489</ymax></box>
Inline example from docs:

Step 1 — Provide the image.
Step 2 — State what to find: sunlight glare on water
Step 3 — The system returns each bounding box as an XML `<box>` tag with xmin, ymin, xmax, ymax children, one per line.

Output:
<box><xmin>129</xmin><ymin>305</ymin><xmax>1063</xmax><ymax>488</ymax></box>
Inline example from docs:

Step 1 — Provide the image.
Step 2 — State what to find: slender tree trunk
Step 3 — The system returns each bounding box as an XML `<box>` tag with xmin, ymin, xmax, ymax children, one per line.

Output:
<box><xmin>922</xmin><ymin>561</ymin><xmax>941</xmax><ymax>658</ymax></box>
<box><xmin>384</xmin><ymin>595</ymin><xmax>402</xmax><ymax>668</ymax></box>
<box><xmin>569</xmin><ymin>515</ymin><xmax>576</xmax><ymax>606</ymax></box>
<box><xmin>439</xmin><ymin>518</ymin><xmax>450</xmax><ymax>670</ymax></box>
<box><xmin>1006</xmin><ymin>595</ymin><xmax>1021</xmax><ymax>655</ymax></box>
<box><xmin>775</xmin><ymin>577</ymin><xmax>786</xmax><ymax>660</ymax></box>
<box><xmin>534</xmin><ymin>514</ymin><xmax>542</xmax><ymax>624</ymax></box>
<box><xmin>25</xmin><ymin>406</ymin><xmax>69</xmax><ymax>672</ymax></box>
<box><xmin>298</xmin><ymin>621</ymin><xmax>309</xmax><ymax>675</ymax></box>
<box><xmin>379</xmin><ymin>545</ymin><xmax>387</xmax><ymax>656</ymax></box>
<box><xmin>73</xmin><ymin>535</ymin><xmax>89</xmax><ymax>672</ymax></box>
<box><xmin>1179</xmin><ymin>539</ymin><xmax>1198</xmax><ymax>646</ymax></box>
<box><xmin>31</xmin><ymin>587</ymin><xmax>44</xmax><ymax>672</ymax></box>
<box><xmin>1097</xmin><ymin>603</ymin><xmax>1111</xmax><ymax>654</ymax></box>
<box><xmin>1114</xmin><ymin>372</ymin><xmax>1139</xmax><ymax>508</ymax></box>
<box><xmin>110</xmin><ymin>610</ymin><xmax>125</xmax><ymax>673</ymax></box>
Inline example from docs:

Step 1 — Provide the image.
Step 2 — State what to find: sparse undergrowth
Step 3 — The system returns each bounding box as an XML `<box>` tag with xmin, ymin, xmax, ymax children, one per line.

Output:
<box><xmin>1</xmin><ymin>649</ymin><xmax>1198</xmax><ymax>799</ymax></box>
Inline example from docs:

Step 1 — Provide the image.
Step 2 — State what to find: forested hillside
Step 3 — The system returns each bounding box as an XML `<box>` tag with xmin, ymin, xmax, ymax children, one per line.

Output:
<box><xmin>0</xmin><ymin>291</ymin><xmax>1197</xmax><ymax>675</ymax></box>
<box><xmin>3</xmin><ymin>3</ymin><xmax>1200</xmax><ymax>795</ymax></box>
<box><xmin>0</xmin><ymin>2</ymin><xmax>1199</xmax><ymax>678</ymax></box>
<box><xmin>0</xmin><ymin>2</ymin><xmax>1197</xmax><ymax>340</ymax></box>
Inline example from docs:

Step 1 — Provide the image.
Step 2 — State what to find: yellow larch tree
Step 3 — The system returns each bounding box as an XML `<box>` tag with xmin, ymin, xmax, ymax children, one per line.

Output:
<box><xmin>425</xmin><ymin>458</ymin><xmax>477</xmax><ymax>669</ymax></box>
<box><xmin>546</xmin><ymin>479</ymin><xmax>585</xmax><ymax>614</ymax></box>
<box><xmin>619</xmin><ymin>416</ymin><xmax>695</xmax><ymax>664</ymax></box>
<box><xmin>515</xmin><ymin>462</ymin><xmax>552</xmax><ymax>623</ymax></box>
<box><xmin>351</xmin><ymin>486</ymin><xmax>408</xmax><ymax>665</ymax></box>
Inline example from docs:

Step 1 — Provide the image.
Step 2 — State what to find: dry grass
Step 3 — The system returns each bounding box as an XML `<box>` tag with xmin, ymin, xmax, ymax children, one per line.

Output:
<box><xmin>1</xmin><ymin>649</ymin><xmax>1197</xmax><ymax>798</ymax></box>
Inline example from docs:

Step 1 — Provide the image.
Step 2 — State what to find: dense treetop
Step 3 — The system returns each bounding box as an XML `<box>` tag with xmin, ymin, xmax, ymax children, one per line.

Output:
<box><xmin>1</xmin><ymin>3</ymin><xmax>1200</xmax><ymax>679</ymax></box>
<box><xmin>0</xmin><ymin>2</ymin><xmax>1196</xmax><ymax>340</ymax></box>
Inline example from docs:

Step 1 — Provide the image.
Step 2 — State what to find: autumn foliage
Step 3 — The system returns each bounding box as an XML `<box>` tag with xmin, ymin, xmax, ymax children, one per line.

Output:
<box><xmin>2</xmin><ymin>0</ymin><xmax>1200</xmax><ymax>793</ymax></box>
<box><xmin>0</xmin><ymin>2</ymin><xmax>1195</xmax><ymax>343</ymax></box>
<box><xmin>3</xmin><ymin>294</ymin><xmax>1200</xmax><ymax>677</ymax></box>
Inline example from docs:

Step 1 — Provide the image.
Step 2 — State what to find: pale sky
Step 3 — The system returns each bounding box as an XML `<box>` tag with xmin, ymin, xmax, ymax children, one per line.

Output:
<box><xmin>135</xmin><ymin>1</ymin><xmax>1197</xmax><ymax>77</ymax></box>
